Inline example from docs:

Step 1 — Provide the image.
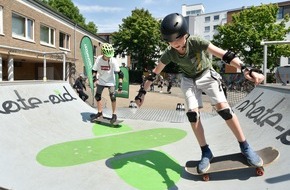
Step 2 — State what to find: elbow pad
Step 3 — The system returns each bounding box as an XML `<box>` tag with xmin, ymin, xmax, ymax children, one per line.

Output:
<box><xmin>222</xmin><ymin>50</ymin><xmax>236</xmax><ymax>64</ymax></box>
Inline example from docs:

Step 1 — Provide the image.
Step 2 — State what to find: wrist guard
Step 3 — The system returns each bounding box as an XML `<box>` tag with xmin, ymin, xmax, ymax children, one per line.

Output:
<box><xmin>241</xmin><ymin>64</ymin><xmax>263</xmax><ymax>78</ymax></box>
<box><xmin>135</xmin><ymin>88</ymin><xmax>147</xmax><ymax>101</ymax></box>
<box><xmin>118</xmin><ymin>82</ymin><xmax>123</xmax><ymax>91</ymax></box>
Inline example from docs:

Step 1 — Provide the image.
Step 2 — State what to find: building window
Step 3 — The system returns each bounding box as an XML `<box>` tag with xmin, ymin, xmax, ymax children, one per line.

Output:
<box><xmin>93</xmin><ymin>45</ymin><xmax>97</xmax><ymax>56</ymax></box>
<box><xmin>213</xmin><ymin>25</ymin><xmax>219</xmax><ymax>31</ymax></box>
<box><xmin>205</xmin><ymin>16</ymin><xmax>210</xmax><ymax>22</ymax></box>
<box><xmin>186</xmin><ymin>10</ymin><xmax>202</xmax><ymax>16</ymax></box>
<box><xmin>204</xmin><ymin>26</ymin><xmax>210</xmax><ymax>32</ymax></box>
<box><xmin>204</xmin><ymin>35</ymin><xmax>210</xmax><ymax>40</ymax></box>
<box><xmin>40</xmin><ymin>24</ymin><xmax>55</xmax><ymax>46</ymax></box>
<box><xmin>277</xmin><ymin>6</ymin><xmax>290</xmax><ymax>19</ymax></box>
<box><xmin>59</xmin><ymin>32</ymin><xmax>70</xmax><ymax>50</ymax></box>
<box><xmin>0</xmin><ymin>6</ymin><xmax>3</xmax><ymax>35</ymax></box>
<box><xmin>214</xmin><ymin>15</ymin><xmax>220</xmax><ymax>21</ymax></box>
<box><xmin>12</xmin><ymin>13</ymin><xmax>34</xmax><ymax>41</ymax></box>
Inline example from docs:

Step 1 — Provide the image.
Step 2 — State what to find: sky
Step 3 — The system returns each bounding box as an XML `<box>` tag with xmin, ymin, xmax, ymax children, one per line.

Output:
<box><xmin>71</xmin><ymin>0</ymin><xmax>283</xmax><ymax>33</ymax></box>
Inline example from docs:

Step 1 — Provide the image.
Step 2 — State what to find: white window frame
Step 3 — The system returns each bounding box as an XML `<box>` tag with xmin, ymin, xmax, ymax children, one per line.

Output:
<box><xmin>59</xmin><ymin>31</ymin><xmax>70</xmax><ymax>50</ymax></box>
<box><xmin>213</xmin><ymin>25</ymin><xmax>219</xmax><ymax>31</ymax></box>
<box><xmin>205</xmin><ymin>16</ymin><xmax>210</xmax><ymax>22</ymax></box>
<box><xmin>213</xmin><ymin>15</ymin><xmax>220</xmax><ymax>21</ymax></box>
<box><xmin>12</xmin><ymin>12</ymin><xmax>34</xmax><ymax>42</ymax></box>
<box><xmin>0</xmin><ymin>6</ymin><xmax>3</xmax><ymax>35</ymax></box>
<box><xmin>40</xmin><ymin>24</ymin><xmax>55</xmax><ymax>47</ymax></box>
<box><xmin>204</xmin><ymin>26</ymin><xmax>210</xmax><ymax>33</ymax></box>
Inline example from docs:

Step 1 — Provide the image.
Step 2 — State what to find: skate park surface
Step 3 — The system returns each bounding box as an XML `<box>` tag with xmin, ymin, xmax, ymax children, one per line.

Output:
<box><xmin>0</xmin><ymin>81</ymin><xmax>289</xmax><ymax>190</ymax></box>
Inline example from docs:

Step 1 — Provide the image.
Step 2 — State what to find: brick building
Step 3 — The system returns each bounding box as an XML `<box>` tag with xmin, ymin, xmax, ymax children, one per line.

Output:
<box><xmin>0</xmin><ymin>0</ymin><xmax>106</xmax><ymax>82</ymax></box>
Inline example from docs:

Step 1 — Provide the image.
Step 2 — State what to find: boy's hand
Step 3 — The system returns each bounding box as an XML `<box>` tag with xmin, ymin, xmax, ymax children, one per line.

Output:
<box><xmin>244</xmin><ymin>70</ymin><xmax>264</xmax><ymax>85</ymax></box>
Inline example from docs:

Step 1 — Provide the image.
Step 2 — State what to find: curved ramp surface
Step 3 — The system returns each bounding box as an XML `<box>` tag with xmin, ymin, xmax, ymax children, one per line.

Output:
<box><xmin>0</xmin><ymin>81</ymin><xmax>289</xmax><ymax>190</ymax></box>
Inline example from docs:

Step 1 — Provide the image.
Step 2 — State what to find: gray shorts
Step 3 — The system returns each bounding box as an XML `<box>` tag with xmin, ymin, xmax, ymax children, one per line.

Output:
<box><xmin>96</xmin><ymin>85</ymin><xmax>115</xmax><ymax>95</ymax></box>
<box><xmin>180</xmin><ymin>69</ymin><xmax>227</xmax><ymax>110</ymax></box>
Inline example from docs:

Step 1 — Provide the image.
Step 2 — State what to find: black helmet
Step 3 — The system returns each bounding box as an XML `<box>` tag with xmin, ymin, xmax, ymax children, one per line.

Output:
<box><xmin>160</xmin><ymin>13</ymin><xmax>188</xmax><ymax>42</ymax></box>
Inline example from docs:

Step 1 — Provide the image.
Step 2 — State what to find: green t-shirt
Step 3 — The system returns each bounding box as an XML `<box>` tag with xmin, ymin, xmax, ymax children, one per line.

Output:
<box><xmin>159</xmin><ymin>36</ymin><xmax>212</xmax><ymax>79</ymax></box>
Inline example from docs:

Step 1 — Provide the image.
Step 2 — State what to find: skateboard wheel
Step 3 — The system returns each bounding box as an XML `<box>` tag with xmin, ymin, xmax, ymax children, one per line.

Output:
<box><xmin>202</xmin><ymin>174</ymin><xmax>210</xmax><ymax>181</ymax></box>
<box><xmin>256</xmin><ymin>167</ymin><xmax>264</xmax><ymax>176</ymax></box>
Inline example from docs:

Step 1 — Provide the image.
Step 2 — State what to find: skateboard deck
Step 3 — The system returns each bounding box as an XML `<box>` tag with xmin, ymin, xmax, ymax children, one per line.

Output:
<box><xmin>90</xmin><ymin>114</ymin><xmax>123</xmax><ymax>126</ymax></box>
<box><xmin>185</xmin><ymin>147</ymin><xmax>279</xmax><ymax>181</ymax></box>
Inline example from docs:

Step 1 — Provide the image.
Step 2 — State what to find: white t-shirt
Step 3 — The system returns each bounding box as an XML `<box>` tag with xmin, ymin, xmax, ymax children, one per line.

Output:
<box><xmin>92</xmin><ymin>55</ymin><xmax>120</xmax><ymax>86</ymax></box>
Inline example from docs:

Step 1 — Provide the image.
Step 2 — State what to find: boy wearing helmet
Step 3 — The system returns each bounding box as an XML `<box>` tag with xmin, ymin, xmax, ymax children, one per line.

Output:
<box><xmin>91</xmin><ymin>43</ymin><xmax>123</xmax><ymax>124</ymax></box>
<box><xmin>135</xmin><ymin>13</ymin><xmax>264</xmax><ymax>174</ymax></box>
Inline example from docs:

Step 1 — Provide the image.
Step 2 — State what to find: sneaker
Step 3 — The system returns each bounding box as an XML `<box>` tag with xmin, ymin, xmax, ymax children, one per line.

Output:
<box><xmin>240</xmin><ymin>145</ymin><xmax>263</xmax><ymax>167</ymax></box>
<box><xmin>111</xmin><ymin>114</ymin><xmax>117</xmax><ymax>124</ymax></box>
<box><xmin>91</xmin><ymin>112</ymin><xmax>103</xmax><ymax>122</ymax></box>
<box><xmin>197</xmin><ymin>149</ymin><xmax>214</xmax><ymax>174</ymax></box>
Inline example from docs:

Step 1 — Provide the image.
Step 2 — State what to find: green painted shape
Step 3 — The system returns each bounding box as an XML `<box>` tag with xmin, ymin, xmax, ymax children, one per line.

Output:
<box><xmin>92</xmin><ymin>123</ymin><xmax>132</xmax><ymax>136</ymax></box>
<box><xmin>108</xmin><ymin>150</ymin><xmax>182</xmax><ymax>190</ymax></box>
<box><xmin>36</xmin><ymin>128</ymin><xmax>187</xmax><ymax>167</ymax></box>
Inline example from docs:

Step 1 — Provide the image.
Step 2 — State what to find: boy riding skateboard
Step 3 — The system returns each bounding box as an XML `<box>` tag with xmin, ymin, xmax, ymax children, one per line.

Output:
<box><xmin>135</xmin><ymin>13</ymin><xmax>265</xmax><ymax>174</ymax></box>
<box><xmin>91</xmin><ymin>43</ymin><xmax>123</xmax><ymax>124</ymax></box>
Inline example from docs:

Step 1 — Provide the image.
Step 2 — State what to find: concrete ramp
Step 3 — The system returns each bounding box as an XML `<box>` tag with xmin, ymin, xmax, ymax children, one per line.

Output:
<box><xmin>200</xmin><ymin>84</ymin><xmax>290</xmax><ymax>188</ymax></box>
<box><xmin>0</xmin><ymin>81</ymin><xmax>289</xmax><ymax>190</ymax></box>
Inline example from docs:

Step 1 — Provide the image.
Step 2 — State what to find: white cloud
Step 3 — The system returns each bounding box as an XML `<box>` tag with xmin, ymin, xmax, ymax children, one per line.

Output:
<box><xmin>75</xmin><ymin>4</ymin><xmax>123</xmax><ymax>13</ymax></box>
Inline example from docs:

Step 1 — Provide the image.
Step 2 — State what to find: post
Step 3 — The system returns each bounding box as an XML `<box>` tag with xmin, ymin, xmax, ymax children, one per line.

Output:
<box><xmin>263</xmin><ymin>45</ymin><xmax>267</xmax><ymax>84</ymax></box>
<box><xmin>63</xmin><ymin>54</ymin><xmax>66</xmax><ymax>81</ymax></box>
<box><xmin>0</xmin><ymin>55</ymin><xmax>2</xmax><ymax>81</ymax></box>
<box><xmin>43</xmin><ymin>54</ymin><xmax>47</xmax><ymax>81</ymax></box>
<box><xmin>8</xmin><ymin>56</ymin><xmax>14</xmax><ymax>81</ymax></box>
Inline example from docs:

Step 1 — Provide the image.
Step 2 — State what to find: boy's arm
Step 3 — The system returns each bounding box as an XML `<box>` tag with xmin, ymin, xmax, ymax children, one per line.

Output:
<box><xmin>135</xmin><ymin>62</ymin><xmax>166</xmax><ymax>107</ymax></box>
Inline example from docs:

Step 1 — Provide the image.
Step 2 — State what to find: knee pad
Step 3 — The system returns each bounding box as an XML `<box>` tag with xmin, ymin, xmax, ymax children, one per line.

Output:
<box><xmin>95</xmin><ymin>93</ymin><xmax>101</xmax><ymax>101</ymax></box>
<box><xmin>110</xmin><ymin>92</ymin><xmax>116</xmax><ymax>102</ymax></box>
<box><xmin>186</xmin><ymin>111</ymin><xmax>199</xmax><ymax>123</ymax></box>
<box><xmin>217</xmin><ymin>107</ymin><xmax>234</xmax><ymax>120</ymax></box>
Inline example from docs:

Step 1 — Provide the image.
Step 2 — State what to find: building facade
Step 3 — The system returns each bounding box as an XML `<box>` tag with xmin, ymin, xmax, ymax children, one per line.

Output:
<box><xmin>185</xmin><ymin>10</ymin><xmax>227</xmax><ymax>41</ymax></box>
<box><xmin>181</xmin><ymin>4</ymin><xmax>204</xmax><ymax>16</ymax></box>
<box><xmin>182</xmin><ymin>1</ymin><xmax>290</xmax><ymax>72</ymax></box>
<box><xmin>0</xmin><ymin>0</ymin><xmax>107</xmax><ymax>82</ymax></box>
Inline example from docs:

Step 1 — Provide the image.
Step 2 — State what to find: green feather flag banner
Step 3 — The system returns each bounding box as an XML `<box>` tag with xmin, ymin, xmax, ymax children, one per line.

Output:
<box><xmin>80</xmin><ymin>36</ymin><xmax>94</xmax><ymax>96</ymax></box>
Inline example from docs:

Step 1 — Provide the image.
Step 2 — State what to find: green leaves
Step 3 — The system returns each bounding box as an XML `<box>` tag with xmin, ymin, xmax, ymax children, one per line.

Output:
<box><xmin>112</xmin><ymin>8</ymin><xmax>167</xmax><ymax>71</ymax></box>
<box><xmin>40</xmin><ymin>0</ymin><xmax>98</xmax><ymax>34</ymax></box>
<box><xmin>212</xmin><ymin>3</ymin><xmax>290</xmax><ymax>71</ymax></box>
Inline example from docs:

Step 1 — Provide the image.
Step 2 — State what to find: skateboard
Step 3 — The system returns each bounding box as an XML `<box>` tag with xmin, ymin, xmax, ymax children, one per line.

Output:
<box><xmin>90</xmin><ymin>114</ymin><xmax>123</xmax><ymax>126</ymax></box>
<box><xmin>185</xmin><ymin>147</ymin><xmax>279</xmax><ymax>181</ymax></box>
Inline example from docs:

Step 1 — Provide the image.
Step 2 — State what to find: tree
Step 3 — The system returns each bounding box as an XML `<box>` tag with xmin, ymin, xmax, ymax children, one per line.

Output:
<box><xmin>112</xmin><ymin>8</ymin><xmax>167</xmax><ymax>71</ymax></box>
<box><xmin>86</xmin><ymin>21</ymin><xmax>98</xmax><ymax>34</ymax></box>
<box><xmin>212</xmin><ymin>4</ymin><xmax>290</xmax><ymax>72</ymax></box>
<box><xmin>39</xmin><ymin>0</ymin><xmax>98</xmax><ymax>34</ymax></box>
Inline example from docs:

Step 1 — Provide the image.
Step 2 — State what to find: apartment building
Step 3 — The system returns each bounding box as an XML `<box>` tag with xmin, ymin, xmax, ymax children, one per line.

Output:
<box><xmin>182</xmin><ymin>1</ymin><xmax>290</xmax><ymax>72</ymax></box>
<box><xmin>181</xmin><ymin>3</ymin><xmax>205</xmax><ymax>16</ymax></box>
<box><xmin>0</xmin><ymin>0</ymin><xmax>106</xmax><ymax>82</ymax></box>
<box><xmin>185</xmin><ymin>10</ymin><xmax>227</xmax><ymax>41</ymax></box>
